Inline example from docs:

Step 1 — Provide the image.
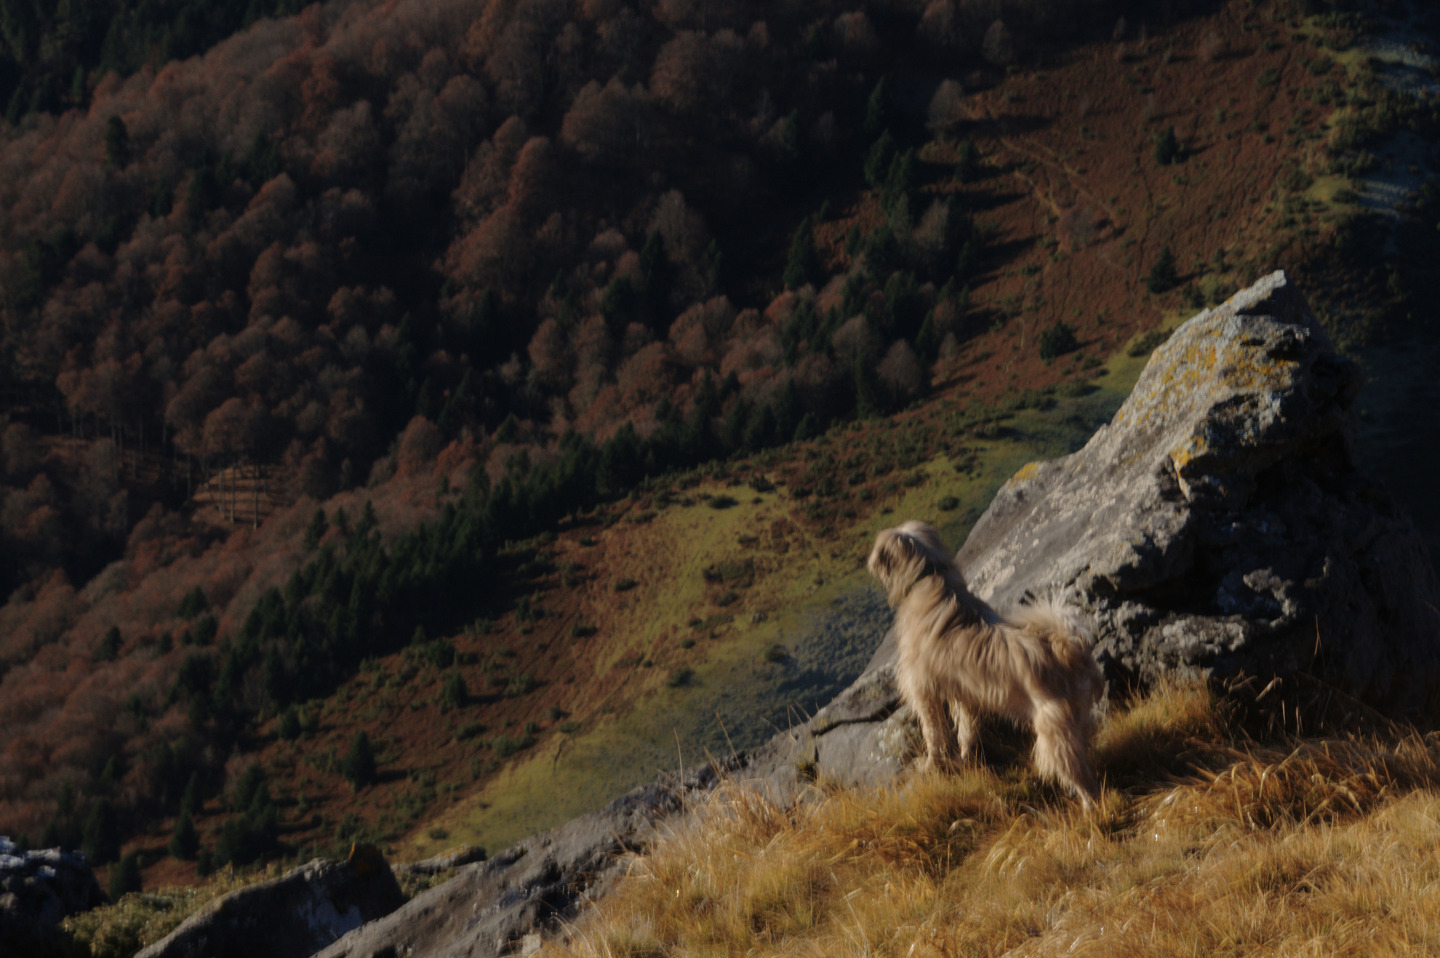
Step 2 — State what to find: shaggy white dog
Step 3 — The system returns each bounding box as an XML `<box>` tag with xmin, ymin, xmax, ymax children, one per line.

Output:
<box><xmin>868</xmin><ymin>520</ymin><xmax>1103</xmax><ymax>807</ymax></box>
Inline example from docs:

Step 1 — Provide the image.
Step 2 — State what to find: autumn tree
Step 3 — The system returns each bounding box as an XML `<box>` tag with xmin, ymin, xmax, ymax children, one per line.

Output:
<box><xmin>560</xmin><ymin>78</ymin><xmax>652</xmax><ymax>168</ymax></box>
<box><xmin>981</xmin><ymin>20</ymin><xmax>1015</xmax><ymax>66</ymax></box>
<box><xmin>650</xmin><ymin>31</ymin><xmax>714</xmax><ymax>115</ymax></box>
<box><xmin>927</xmin><ymin>80</ymin><xmax>965</xmax><ymax>139</ymax></box>
<box><xmin>918</xmin><ymin>1</ymin><xmax>961</xmax><ymax>55</ymax></box>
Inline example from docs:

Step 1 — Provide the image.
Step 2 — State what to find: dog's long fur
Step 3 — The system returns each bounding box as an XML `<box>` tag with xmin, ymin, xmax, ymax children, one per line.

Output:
<box><xmin>867</xmin><ymin>521</ymin><xmax>1103</xmax><ymax>807</ymax></box>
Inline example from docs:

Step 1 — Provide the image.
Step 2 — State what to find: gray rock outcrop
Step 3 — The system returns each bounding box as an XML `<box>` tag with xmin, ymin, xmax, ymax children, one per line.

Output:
<box><xmin>139</xmin><ymin>845</ymin><xmax>405</xmax><ymax>958</ymax></box>
<box><xmin>0</xmin><ymin>837</ymin><xmax>106</xmax><ymax>957</ymax></box>
<box><xmin>957</xmin><ymin>270</ymin><xmax>1440</xmax><ymax>714</ymax></box>
<box><xmin>298</xmin><ymin>271</ymin><xmax>1440</xmax><ymax>956</ymax></box>
<box><xmin>758</xmin><ymin>270</ymin><xmax>1440</xmax><ymax>804</ymax></box>
<box><xmin>312</xmin><ymin>763</ymin><xmax>730</xmax><ymax>958</ymax></box>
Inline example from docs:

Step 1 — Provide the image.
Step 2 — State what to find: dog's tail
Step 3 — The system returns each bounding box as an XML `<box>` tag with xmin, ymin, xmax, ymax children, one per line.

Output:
<box><xmin>1011</xmin><ymin>595</ymin><xmax>1103</xmax><ymax>703</ymax></box>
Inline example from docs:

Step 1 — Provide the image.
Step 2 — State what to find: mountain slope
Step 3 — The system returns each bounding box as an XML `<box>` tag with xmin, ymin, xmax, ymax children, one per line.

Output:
<box><xmin>3</xmin><ymin>0</ymin><xmax>1438</xmax><ymax>915</ymax></box>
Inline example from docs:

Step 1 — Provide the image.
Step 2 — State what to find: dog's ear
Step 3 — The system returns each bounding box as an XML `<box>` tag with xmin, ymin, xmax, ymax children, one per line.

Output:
<box><xmin>868</xmin><ymin>527</ymin><xmax>921</xmax><ymax>587</ymax></box>
<box><xmin>867</xmin><ymin>530</ymin><xmax>890</xmax><ymax>580</ymax></box>
<box><xmin>867</xmin><ymin>529</ymin><xmax>902</xmax><ymax>583</ymax></box>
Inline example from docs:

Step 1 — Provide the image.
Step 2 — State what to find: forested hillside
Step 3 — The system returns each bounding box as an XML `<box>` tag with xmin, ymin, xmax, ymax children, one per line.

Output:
<box><xmin>0</xmin><ymin>0</ymin><xmax>1132</xmax><ymax>596</ymax></box>
<box><xmin>1</xmin><ymin>0</ymin><xmax>307</xmax><ymax>120</ymax></box>
<box><xmin>3</xmin><ymin>0</ymin><xmax>1423</xmax><ymax>906</ymax></box>
<box><xmin>0</xmin><ymin>0</ymin><xmax>1143</xmax><ymax>870</ymax></box>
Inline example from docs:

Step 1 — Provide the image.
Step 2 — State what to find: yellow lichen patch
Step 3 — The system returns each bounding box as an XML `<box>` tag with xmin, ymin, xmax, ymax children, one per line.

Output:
<box><xmin>1169</xmin><ymin>434</ymin><xmax>1209</xmax><ymax>474</ymax></box>
<box><xmin>1004</xmin><ymin>460</ymin><xmax>1045</xmax><ymax>489</ymax></box>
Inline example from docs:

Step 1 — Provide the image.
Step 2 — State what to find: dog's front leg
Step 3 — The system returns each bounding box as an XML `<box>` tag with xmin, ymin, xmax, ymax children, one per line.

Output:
<box><xmin>915</xmin><ymin>694</ymin><xmax>961</xmax><ymax>772</ymax></box>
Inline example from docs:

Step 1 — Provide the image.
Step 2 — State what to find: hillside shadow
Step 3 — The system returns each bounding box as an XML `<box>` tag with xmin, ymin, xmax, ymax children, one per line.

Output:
<box><xmin>982</xmin><ymin>235</ymin><xmax>1038</xmax><ymax>269</ymax></box>
<box><xmin>964</xmin><ymin>187</ymin><xmax>1029</xmax><ymax>213</ymax></box>
<box><xmin>966</xmin><ymin>114</ymin><xmax>1054</xmax><ymax>139</ymax></box>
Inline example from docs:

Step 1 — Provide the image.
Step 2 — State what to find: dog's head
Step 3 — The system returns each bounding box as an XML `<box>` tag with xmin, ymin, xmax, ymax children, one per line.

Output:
<box><xmin>867</xmin><ymin>521</ymin><xmax>961</xmax><ymax>607</ymax></box>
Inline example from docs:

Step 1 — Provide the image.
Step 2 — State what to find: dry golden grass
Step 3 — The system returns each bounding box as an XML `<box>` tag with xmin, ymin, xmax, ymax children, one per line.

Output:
<box><xmin>549</xmin><ymin>681</ymin><xmax>1440</xmax><ymax>957</ymax></box>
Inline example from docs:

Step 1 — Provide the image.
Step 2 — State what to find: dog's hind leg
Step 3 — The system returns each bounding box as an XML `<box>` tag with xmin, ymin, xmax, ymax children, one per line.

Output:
<box><xmin>951</xmin><ymin>700</ymin><xmax>979</xmax><ymax>761</ymax></box>
<box><xmin>1031</xmin><ymin>703</ymin><xmax>1100</xmax><ymax>809</ymax></box>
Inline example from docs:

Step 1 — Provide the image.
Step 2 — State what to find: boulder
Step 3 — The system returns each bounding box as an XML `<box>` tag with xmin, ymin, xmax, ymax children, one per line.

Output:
<box><xmin>957</xmin><ymin>270</ymin><xmax>1440</xmax><ymax>715</ymax></box>
<box><xmin>0</xmin><ymin>837</ymin><xmax>106</xmax><ymax>957</ymax></box>
<box><xmin>138</xmin><ymin>844</ymin><xmax>405</xmax><ymax>958</ymax></box>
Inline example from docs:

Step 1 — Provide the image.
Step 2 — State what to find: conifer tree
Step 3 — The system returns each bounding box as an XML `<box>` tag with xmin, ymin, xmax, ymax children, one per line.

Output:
<box><xmin>1039</xmin><ymin>321</ymin><xmax>1080</xmax><ymax>362</ymax></box>
<box><xmin>104</xmin><ymin>116</ymin><xmax>129</xmax><ymax>167</ymax></box>
<box><xmin>1154</xmin><ymin>126</ymin><xmax>1182</xmax><ymax>166</ymax></box>
<box><xmin>864</xmin><ymin>131</ymin><xmax>896</xmax><ymax>188</ymax></box>
<box><xmin>342</xmin><ymin>731</ymin><xmax>377</xmax><ymax>790</ymax></box>
<box><xmin>916</xmin><ymin>310</ymin><xmax>940</xmax><ymax>363</ymax></box>
<box><xmin>743</xmin><ymin>406</ymin><xmax>778</xmax><ymax>452</ymax></box>
<box><xmin>864</xmin><ymin>77</ymin><xmax>891</xmax><ymax>135</ymax></box>
<box><xmin>180</xmin><ymin>772</ymin><xmax>201</xmax><ymax>817</ymax></box>
<box><xmin>82</xmin><ymin>798</ymin><xmax>120</xmax><ymax>865</ymax></box>
<box><xmin>775</xmin><ymin>380</ymin><xmax>802</xmax><ymax>440</ymax></box>
<box><xmin>954</xmin><ymin>138</ymin><xmax>978</xmax><ymax>183</ymax></box>
<box><xmin>169</xmin><ymin>809</ymin><xmax>199</xmax><ymax>860</ymax></box>
<box><xmin>882</xmin><ymin>149</ymin><xmax>917</xmax><ymax>213</ymax></box>
<box><xmin>96</xmin><ymin>626</ymin><xmax>121</xmax><ymax>662</ymax></box>
<box><xmin>783</xmin><ymin>218</ymin><xmax>820</xmax><ymax>290</ymax></box>
<box><xmin>303</xmin><ymin>509</ymin><xmax>327</xmax><ymax>551</ymax></box>
<box><xmin>684</xmin><ymin>371</ymin><xmax>721</xmax><ymax>462</ymax></box>
<box><xmin>638</xmin><ymin>230</ymin><xmax>674</xmax><ymax>330</ymax></box>
<box><xmin>177</xmin><ymin>586</ymin><xmax>208</xmax><ymax>620</ymax></box>
<box><xmin>441</xmin><ymin>671</ymin><xmax>467</xmax><ymax>710</ymax></box>
<box><xmin>1146</xmin><ymin>245</ymin><xmax>1179</xmax><ymax>294</ymax></box>
<box><xmin>853</xmin><ymin>357</ymin><xmax>884</xmax><ymax>419</ymax></box>
<box><xmin>109</xmin><ymin>852</ymin><xmax>142</xmax><ymax>899</ymax></box>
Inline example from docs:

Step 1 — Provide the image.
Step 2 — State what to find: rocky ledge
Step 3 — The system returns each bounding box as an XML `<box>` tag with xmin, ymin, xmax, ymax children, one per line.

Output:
<box><xmin>0</xmin><ymin>837</ymin><xmax>106</xmax><ymax>957</ymax></box>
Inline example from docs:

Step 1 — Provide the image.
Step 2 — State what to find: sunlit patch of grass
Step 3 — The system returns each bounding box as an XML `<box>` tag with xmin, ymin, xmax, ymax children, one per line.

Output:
<box><xmin>549</xmin><ymin>681</ymin><xmax>1440</xmax><ymax>958</ymax></box>
<box><xmin>1094</xmin><ymin>676</ymin><xmax>1233</xmax><ymax>781</ymax></box>
<box><xmin>62</xmin><ymin>865</ymin><xmax>276</xmax><ymax>958</ymax></box>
